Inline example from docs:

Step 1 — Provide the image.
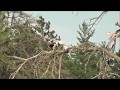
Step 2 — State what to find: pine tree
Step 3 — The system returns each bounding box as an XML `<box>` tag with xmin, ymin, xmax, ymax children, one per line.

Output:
<box><xmin>0</xmin><ymin>11</ymin><xmax>67</xmax><ymax>79</ymax></box>
<box><xmin>67</xmin><ymin>21</ymin><xmax>99</xmax><ymax>79</ymax></box>
<box><xmin>77</xmin><ymin>21</ymin><xmax>95</xmax><ymax>47</ymax></box>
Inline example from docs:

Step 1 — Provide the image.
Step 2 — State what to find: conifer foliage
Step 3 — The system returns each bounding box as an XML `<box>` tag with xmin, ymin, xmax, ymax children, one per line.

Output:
<box><xmin>0</xmin><ymin>11</ymin><xmax>120</xmax><ymax>79</ymax></box>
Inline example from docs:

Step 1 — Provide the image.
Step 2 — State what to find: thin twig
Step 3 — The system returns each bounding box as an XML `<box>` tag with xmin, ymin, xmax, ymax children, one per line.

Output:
<box><xmin>8</xmin><ymin>56</ymin><xmax>27</xmax><ymax>61</ymax></box>
<box><xmin>91</xmin><ymin>72</ymin><xmax>103</xmax><ymax>79</ymax></box>
<box><xmin>84</xmin><ymin>48</ymin><xmax>97</xmax><ymax>73</ymax></box>
<box><xmin>40</xmin><ymin>60</ymin><xmax>52</xmax><ymax>79</ymax></box>
<box><xmin>58</xmin><ymin>54</ymin><xmax>63</xmax><ymax>79</ymax></box>
<box><xmin>8</xmin><ymin>46</ymin><xmax>120</xmax><ymax>65</ymax></box>
<box><xmin>51</xmin><ymin>56</ymin><xmax>56</xmax><ymax>79</ymax></box>
<box><xmin>8</xmin><ymin>52</ymin><xmax>42</xmax><ymax>61</ymax></box>
<box><xmin>84</xmin><ymin>54</ymin><xmax>92</xmax><ymax>73</ymax></box>
<box><xmin>9</xmin><ymin>52</ymin><xmax>42</xmax><ymax>79</ymax></box>
<box><xmin>9</xmin><ymin>59</ymin><xmax>28</xmax><ymax>79</ymax></box>
<box><xmin>88</xmin><ymin>11</ymin><xmax>107</xmax><ymax>32</ymax></box>
<box><xmin>108</xmin><ymin>73</ymin><xmax>120</xmax><ymax>78</ymax></box>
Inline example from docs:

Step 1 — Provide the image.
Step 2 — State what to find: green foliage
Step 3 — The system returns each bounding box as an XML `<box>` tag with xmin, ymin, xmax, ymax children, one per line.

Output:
<box><xmin>0</xmin><ymin>11</ymin><xmax>67</xmax><ymax>79</ymax></box>
<box><xmin>66</xmin><ymin>51</ymin><xmax>99</xmax><ymax>79</ymax></box>
<box><xmin>116</xmin><ymin>49</ymin><xmax>120</xmax><ymax>57</ymax></box>
<box><xmin>65</xmin><ymin>21</ymin><xmax>99</xmax><ymax>79</ymax></box>
<box><xmin>1</xmin><ymin>11</ymin><xmax>117</xmax><ymax>79</ymax></box>
<box><xmin>77</xmin><ymin>21</ymin><xmax>95</xmax><ymax>47</ymax></box>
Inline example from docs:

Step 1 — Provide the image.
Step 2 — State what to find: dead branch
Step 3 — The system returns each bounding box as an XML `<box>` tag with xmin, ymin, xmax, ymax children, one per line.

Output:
<box><xmin>51</xmin><ymin>56</ymin><xmax>56</xmax><ymax>79</ymax></box>
<box><xmin>9</xmin><ymin>58</ymin><xmax>28</xmax><ymax>79</ymax></box>
<box><xmin>8</xmin><ymin>56</ymin><xmax>27</xmax><ymax>61</ymax></box>
<box><xmin>108</xmin><ymin>73</ymin><xmax>120</xmax><ymax>78</ymax></box>
<box><xmin>9</xmin><ymin>52</ymin><xmax>42</xmax><ymax>79</ymax></box>
<box><xmin>8</xmin><ymin>43</ymin><xmax>120</xmax><ymax>79</ymax></box>
<box><xmin>84</xmin><ymin>51</ymin><xmax>96</xmax><ymax>73</ymax></box>
<box><xmin>58</xmin><ymin>54</ymin><xmax>63</xmax><ymax>79</ymax></box>
<box><xmin>88</xmin><ymin>11</ymin><xmax>107</xmax><ymax>32</ymax></box>
<box><xmin>99</xmin><ymin>47</ymin><xmax>120</xmax><ymax>63</ymax></box>
<box><xmin>8</xmin><ymin>45</ymin><xmax>120</xmax><ymax>66</ymax></box>
<box><xmin>40</xmin><ymin>60</ymin><xmax>52</xmax><ymax>79</ymax></box>
<box><xmin>8</xmin><ymin>52</ymin><xmax>42</xmax><ymax>61</ymax></box>
<box><xmin>91</xmin><ymin>72</ymin><xmax>103</xmax><ymax>79</ymax></box>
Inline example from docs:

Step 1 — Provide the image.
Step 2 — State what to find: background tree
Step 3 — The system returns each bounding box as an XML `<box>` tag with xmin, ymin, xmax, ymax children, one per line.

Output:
<box><xmin>65</xmin><ymin>21</ymin><xmax>100</xmax><ymax>79</ymax></box>
<box><xmin>0</xmin><ymin>11</ymin><xmax>120</xmax><ymax>79</ymax></box>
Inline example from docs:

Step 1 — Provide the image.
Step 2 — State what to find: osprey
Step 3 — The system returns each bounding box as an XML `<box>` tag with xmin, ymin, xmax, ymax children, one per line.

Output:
<box><xmin>107</xmin><ymin>32</ymin><xmax>120</xmax><ymax>38</ymax></box>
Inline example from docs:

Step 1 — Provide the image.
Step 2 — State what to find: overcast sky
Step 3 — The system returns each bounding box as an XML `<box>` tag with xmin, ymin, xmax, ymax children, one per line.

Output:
<box><xmin>24</xmin><ymin>11</ymin><xmax>120</xmax><ymax>51</ymax></box>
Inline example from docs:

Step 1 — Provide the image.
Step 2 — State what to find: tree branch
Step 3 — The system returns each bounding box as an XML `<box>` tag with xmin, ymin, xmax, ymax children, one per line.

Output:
<box><xmin>40</xmin><ymin>60</ymin><xmax>52</xmax><ymax>79</ymax></box>
<box><xmin>58</xmin><ymin>54</ymin><xmax>63</xmax><ymax>79</ymax></box>
<box><xmin>8</xmin><ymin>45</ymin><xmax>120</xmax><ymax>65</ymax></box>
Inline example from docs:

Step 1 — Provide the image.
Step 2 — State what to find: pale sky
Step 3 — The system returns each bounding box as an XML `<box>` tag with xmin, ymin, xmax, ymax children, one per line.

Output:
<box><xmin>24</xmin><ymin>11</ymin><xmax>120</xmax><ymax>51</ymax></box>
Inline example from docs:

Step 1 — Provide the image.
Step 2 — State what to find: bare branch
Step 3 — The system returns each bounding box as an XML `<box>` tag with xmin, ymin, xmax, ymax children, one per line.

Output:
<box><xmin>91</xmin><ymin>72</ymin><xmax>103</xmax><ymax>79</ymax></box>
<box><xmin>9</xmin><ymin>59</ymin><xmax>28</xmax><ymax>79</ymax></box>
<box><xmin>40</xmin><ymin>60</ymin><xmax>52</xmax><ymax>79</ymax></box>
<box><xmin>8</xmin><ymin>45</ymin><xmax>120</xmax><ymax>66</ymax></box>
<box><xmin>84</xmin><ymin>51</ymin><xmax>96</xmax><ymax>73</ymax></box>
<box><xmin>88</xmin><ymin>11</ymin><xmax>107</xmax><ymax>32</ymax></box>
<box><xmin>58</xmin><ymin>54</ymin><xmax>63</xmax><ymax>79</ymax></box>
<box><xmin>8</xmin><ymin>56</ymin><xmax>27</xmax><ymax>61</ymax></box>
<box><xmin>108</xmin><ymin>73</ymin><xmax>120</xmax><ymax>78</ymax></box>
<box><xmin>9</xmin><ymin>52</ymin><xmax>42</xmax><ymax>79</ymax></box>
<box><xmin>51</xmin><ymin>56</ymin><xmax>56</xmax><ymax>79</ymax></box>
